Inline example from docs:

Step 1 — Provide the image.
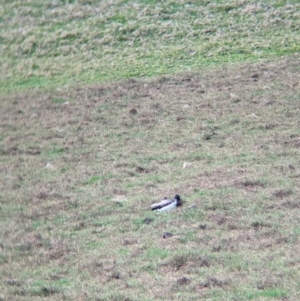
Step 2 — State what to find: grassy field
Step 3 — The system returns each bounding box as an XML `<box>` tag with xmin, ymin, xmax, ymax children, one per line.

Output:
<box><xmin>1</xmin><ymin>56</ymin><xmax>300</xmax><ymax>300</ymax></box>
<box><xmin>1</xmin><ymin>0</ymin><xmax>300</xmax><ymax>93</ymax></box>
<box><xmin>1</xmin><ymin>0</ymin><xmax>300</xmax><ymax>300</ymax></box>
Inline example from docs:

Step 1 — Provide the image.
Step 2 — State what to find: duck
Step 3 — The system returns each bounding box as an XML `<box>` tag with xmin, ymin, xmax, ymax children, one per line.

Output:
<box><xmin>151</xmin><ymin>194</ymin><xmax>183</xmax><ymax>212</ymax></box>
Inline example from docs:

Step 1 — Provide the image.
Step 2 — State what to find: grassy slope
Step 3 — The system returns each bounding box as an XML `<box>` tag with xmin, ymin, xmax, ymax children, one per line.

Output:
<box><xmin>1</xmin><ymin>56</ymin><xmax>300</xmax><ymax>300</ymax></box>
<box><xmin>1</xmin><ymin>0</ymin><xmax>300</xmax><ymax>93</ymax></box>
<box><xmin>1</xmin><ymin>0</ymin><xmax>300</xmax><ymax>300</ymax></box>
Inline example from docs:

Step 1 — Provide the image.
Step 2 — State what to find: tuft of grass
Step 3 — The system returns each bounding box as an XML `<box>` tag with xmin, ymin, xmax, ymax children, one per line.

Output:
<box><xmin>51</xmin><ymin>98</ymin><xmax>70</xmax><ymax>104</ymax></box>
<box><xmin>247</xmin><ymin>288</ymin><xmax>288</xmax><ymax>299</ymax></box>
<box><xmin>84</xmin><ymin>175</ymin><xmax>102</xmax><ymax>185</ymax></box>
<box><xmin>145</xmin><ymin>247</ymin><xmax>169</xmax><ymax>260</ymax></box>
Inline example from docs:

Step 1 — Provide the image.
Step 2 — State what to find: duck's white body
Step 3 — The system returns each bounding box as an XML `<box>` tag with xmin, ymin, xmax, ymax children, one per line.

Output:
<box><xmin>151</xmin><ymin>195</ymin><xmax>182</xmax><ymax>212</ymax></box>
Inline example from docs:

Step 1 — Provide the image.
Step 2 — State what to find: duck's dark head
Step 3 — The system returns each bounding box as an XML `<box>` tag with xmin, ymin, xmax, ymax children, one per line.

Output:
<box><xmin>174</xmin><ymin>194</ymin><xmax>183</xmax><ymax>207</ymax></box>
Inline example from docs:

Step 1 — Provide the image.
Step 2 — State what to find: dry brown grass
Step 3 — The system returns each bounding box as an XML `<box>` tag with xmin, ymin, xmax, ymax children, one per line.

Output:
<box><xmin>1</xmin><ymin>55</ymin><xmax>300</xmax><ymax>300</ymax></box>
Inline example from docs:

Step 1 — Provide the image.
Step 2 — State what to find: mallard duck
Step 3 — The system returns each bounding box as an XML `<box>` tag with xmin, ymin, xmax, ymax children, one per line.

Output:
<box><xmin>151</xmin><ymin>194</ymin><xmax>182</xmax><ymax>212</ymax></box>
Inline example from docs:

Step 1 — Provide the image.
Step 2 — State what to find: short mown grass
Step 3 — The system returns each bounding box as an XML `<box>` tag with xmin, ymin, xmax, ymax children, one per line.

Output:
<box><xmin>1</xmin><ymin>0</ymin><xmax>300</xmax><ymax>93</ymax></box>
